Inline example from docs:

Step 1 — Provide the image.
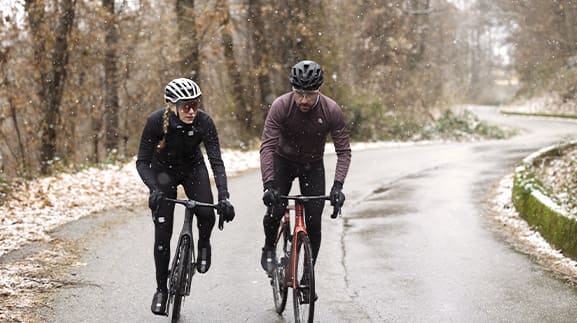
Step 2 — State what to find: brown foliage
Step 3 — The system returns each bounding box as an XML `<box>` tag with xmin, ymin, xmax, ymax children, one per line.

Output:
<box><xmin>0</xmin><ymin>0</ymin><xmax>480</xmax><ymax>179</ymax></box>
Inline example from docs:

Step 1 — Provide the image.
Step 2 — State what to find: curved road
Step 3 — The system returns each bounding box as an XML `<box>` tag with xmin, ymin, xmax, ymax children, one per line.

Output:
<box><xmin>44</xmin><ymin>106</ymin><xmax>577</xmax><ymax>322</ymax></box>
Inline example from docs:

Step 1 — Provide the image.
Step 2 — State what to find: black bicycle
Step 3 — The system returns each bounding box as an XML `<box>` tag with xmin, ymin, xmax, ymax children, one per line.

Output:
<box><xmin>270</xmin><ymin>195</ymin><xmax>340</xmax><ymax>323</ymax></box>
<box><xmin>163</xmin><ymin>197</ymin><xmax>224</xmax><ymax>323</ymax></box>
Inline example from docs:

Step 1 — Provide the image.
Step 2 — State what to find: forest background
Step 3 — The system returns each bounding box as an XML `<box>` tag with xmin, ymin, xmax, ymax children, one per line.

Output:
<box><xmin>0</xmin><ymin>0</ymin><xmax>576</xmax><ymax>182</ymax></box>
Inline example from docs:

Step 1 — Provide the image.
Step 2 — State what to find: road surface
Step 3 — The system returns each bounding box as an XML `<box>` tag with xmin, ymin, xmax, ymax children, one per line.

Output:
<box><xmin>44</xmin><ymin>106</ymin><xmax>577</xmax><ymax>322</ymax></box>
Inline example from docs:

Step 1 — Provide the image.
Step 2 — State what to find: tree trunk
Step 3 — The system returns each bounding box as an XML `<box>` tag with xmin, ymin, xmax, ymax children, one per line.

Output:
<box><xmin>103</xmin><ymin>0</ymin><xmax>120</xmax><ymax>158</ymax></box>
<box><xmin>26</xmin><ymin>0</ymin><xmax>76</xmax><ymax>174</ymax></box>
<box><xmin>248</xmin><ymin>0</ymin><xmax>273</xmax><ymax>122</ymax></box>
<box><xmin>176</xmin><ymin>0</ymin><xmax>200</xmax><ymax>80</ymax></box>
<box><xmin>216</xmin><ymin>0</ymin><xmax>254</xmax><ymax>142</ymax></box>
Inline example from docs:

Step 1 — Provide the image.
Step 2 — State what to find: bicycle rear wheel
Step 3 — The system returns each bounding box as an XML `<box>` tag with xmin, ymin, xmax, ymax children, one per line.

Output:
<box><xmin>293</xmin><ymin>232</ymin><xmax>315</xmax><ymax>323</ymax></box>
<box><xmin>272</xmin><ymin>222</ymin><xmax>290</xmax><ymax>313</ymax></box>
<box><xmin>169</xmin><ymin>236</ymin><xmax>190</xmax><ymax>323</ymax></box>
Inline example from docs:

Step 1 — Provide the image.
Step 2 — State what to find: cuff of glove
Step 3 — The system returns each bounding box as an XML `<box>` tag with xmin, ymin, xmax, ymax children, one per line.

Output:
<box><xmin>218</xmin><ymin>190</ymin><xmax>230</xmax><ymax>201</ymax></box>
<box><xmin>332</xmin><ymin>181</ymin><xmax>343</xmax><ymax>190</ymax></box>
<box><xmin>263</xmin><ymin>181</ymin><xmax>275</xmax><ymax>191</ymax></box>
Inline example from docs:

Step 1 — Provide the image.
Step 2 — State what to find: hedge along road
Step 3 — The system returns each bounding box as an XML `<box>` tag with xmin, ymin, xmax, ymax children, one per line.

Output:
<box><xmin>43</xmin><ymin>105</ymin><xmax>577</xmax><ymax>322</ymax></box>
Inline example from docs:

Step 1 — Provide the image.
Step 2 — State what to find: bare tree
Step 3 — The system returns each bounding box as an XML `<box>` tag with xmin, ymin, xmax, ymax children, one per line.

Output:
<box><xmin>177</xmin><ymin>0</ymin><xmax>200</xmax><ymax>80</ymax></box>
<box><xmin>25</xmin><ymin>0</ymin><xmax>77</xmax><ymax>174</ymax></box>
<box><xmin>103</xmin><ymin>0</ymin><xmax>120</xmax><ymax>158</ymax></box>
<box><xmin>247</xmin><ymin>0</ymin><xmax>273</xmax><ymax>121</ymax></box>
<box><xmin>0</xmin><ymin>44</ymin><xmax>30</xmax><ymax>174</ymax></box>
<box><xmin>215</xmin><ymin>0</ymin><xmax>255</xmax><ymax>143</ymax></box>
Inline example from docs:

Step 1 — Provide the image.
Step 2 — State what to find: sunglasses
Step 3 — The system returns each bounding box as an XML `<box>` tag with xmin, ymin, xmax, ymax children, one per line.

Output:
<box><xmin>177</xmin><ymin>100</ymin><xmax>201</xmax><ymax>112</ymax></box>
<box><xmin>293</xmin><ymin>88</ymin><xmax>319</xmax><ymax>100</ymax></box>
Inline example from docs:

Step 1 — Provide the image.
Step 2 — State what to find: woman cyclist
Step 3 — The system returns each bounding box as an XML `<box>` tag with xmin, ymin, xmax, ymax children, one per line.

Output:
<box><xmin>136</xmin><ymin>78</ymin><xmax>235</xmax><ymax>315</ymax></box>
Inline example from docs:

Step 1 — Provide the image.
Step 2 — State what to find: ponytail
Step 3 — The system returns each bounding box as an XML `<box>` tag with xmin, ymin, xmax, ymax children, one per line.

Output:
<box><xmin>156</xmin><ymin>104</ymin><xmax>171</xmax><ymax>151</ymax></box>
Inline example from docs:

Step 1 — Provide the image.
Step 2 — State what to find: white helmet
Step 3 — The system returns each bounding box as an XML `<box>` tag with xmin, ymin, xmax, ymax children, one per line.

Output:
<box><xmin>164</xmin><ymin>78</ymin><xmax>202</xmax><ymax>103</ymax></box>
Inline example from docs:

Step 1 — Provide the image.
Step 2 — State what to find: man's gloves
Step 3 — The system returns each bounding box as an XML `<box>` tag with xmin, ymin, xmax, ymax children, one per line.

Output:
<box><xmin>330</xmin><ymin>181</ymin><xmax>345</xmax><ymax>208</ymax></box>
<box><xmin>218</xmin><ymin>199</ymin><xmax>235</xmax><ymax>223</ymax></box>
<box><xmin>149</xmin><ymin>189</ymin><xmax>165</xmax><ymax>211</ymax></box>
<box><xmin>262</xmin><ymin>181</ymin><xmax>280</xmax><ymax>206</ymax></box>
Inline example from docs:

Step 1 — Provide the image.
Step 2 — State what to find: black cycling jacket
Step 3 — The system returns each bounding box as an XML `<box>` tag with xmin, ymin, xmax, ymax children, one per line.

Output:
<box><xmin>136</xmin><ymin>108</ymin><xmax>228</xmax><ymax>196</ymax></box>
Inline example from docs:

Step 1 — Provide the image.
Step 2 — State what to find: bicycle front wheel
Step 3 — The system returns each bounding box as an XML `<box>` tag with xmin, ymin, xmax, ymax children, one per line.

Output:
<box><xmin>293</xmin><ymin>232</ymin><xmax>315</xmax><ymax>323</ymax></box>
<box><xmin>272</xmin><ymin>222</ymin><xmax>290</xmax><ymax>313</ymax></box>
<box><xmin>169</xmin><ymin>236</ymin><xmax>190</xmax><ymax>323</ymax></box>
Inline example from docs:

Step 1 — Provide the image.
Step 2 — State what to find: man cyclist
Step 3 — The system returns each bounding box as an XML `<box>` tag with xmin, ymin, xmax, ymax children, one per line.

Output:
<box><xmin>136</xmin><ymin>78</ymin><xmax>235</xmax><ymax>315</ymax></box>
<box><xmin>259</xmin><ymin>60</ymin><xmax>351</xmax><ymax>282</ymax></box>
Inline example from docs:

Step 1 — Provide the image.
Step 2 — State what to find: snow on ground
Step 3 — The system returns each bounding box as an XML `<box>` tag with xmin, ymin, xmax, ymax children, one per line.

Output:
<box><xmin>502</xmin><ymin>93</ymin><xmax>577</xmax><ymax>116</ymax></box>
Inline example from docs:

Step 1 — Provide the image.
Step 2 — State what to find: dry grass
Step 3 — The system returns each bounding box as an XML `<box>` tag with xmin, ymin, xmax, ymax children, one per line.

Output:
<box><xmin>0</xmin><ymin>239</ymin><xmax>82</xmax><ymax>322</ymax></box>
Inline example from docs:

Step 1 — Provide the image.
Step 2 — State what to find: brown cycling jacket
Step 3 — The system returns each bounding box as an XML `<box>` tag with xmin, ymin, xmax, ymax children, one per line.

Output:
<box><xmin>260</xmin><ymin>91</ymin><xmax>351</xmax><ymax>186</ymax></box>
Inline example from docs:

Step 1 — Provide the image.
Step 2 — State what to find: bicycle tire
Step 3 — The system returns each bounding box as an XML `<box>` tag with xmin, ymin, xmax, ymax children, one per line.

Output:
<box><xmin>293</xmin><ymin>232</ymin><xmax>315</xmax><ymax>323</ymax></box>
<box><xmin>272</xmin><ymin>222</ymin><xmax>290</xmax><ymax>313</ymax></box>
<box><xmin>170</xmin><ymin>236</ymin><xmax>190</xmax><ymax>323</ymax></box>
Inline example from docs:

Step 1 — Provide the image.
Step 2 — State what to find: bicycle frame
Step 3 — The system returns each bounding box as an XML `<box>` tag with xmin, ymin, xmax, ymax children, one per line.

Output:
<box><xmin>176</xmin><ymin>207</ymin><xmax>195</xmax><ymax>295</ymax></box>
<box><xmin>284</xmin><ymin>202</ymin><xmax>307</xmax><ymax>289</ymax></box>
<box><xmin>276</xmin><ymin>195</ymin><xmax>337</xmax><ymax>287</ymax></box>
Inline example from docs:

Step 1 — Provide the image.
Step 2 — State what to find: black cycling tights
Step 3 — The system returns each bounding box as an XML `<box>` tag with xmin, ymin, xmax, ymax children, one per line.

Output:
<box><xmin>152</xmin><ymin>165</ymin><xmax>215</xmax><ymax>290</ymax></box>
<box><xmin>263</xmin><ymin>154</ymin><xmax>325</xmax><ymax>264</ymax></box>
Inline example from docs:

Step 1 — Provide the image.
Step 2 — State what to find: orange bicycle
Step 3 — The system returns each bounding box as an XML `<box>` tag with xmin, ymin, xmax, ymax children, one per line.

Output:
<box><xmin>269</xmin><ymin>195</ymin><xmax>340</xmax><ymax>323</ymax></box>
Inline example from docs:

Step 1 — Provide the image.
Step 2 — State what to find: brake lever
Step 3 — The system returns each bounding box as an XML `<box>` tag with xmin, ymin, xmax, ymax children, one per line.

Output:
<box><xmin>331</xmin><ymin>205</ymin><xmax>340</xmax><ymax>219</ymax></box>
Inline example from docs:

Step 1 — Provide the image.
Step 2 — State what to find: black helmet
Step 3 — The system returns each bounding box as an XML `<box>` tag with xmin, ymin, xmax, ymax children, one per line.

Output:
<box><xmin>289</xmin><ymin>60</ymin><xmax>323</xmax><ymax>91</ymax></box>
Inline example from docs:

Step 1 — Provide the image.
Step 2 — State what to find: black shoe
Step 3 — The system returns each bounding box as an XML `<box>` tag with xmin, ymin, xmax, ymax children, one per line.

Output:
<box><xmin>261</xmin><ymin>245</ymin><xmax>276</xmax><ymax>274</ymax></box>
<box><xmin>197</xmin><ymin>240</ymin><xmax>211</xmax><ymax>274</ymax></box>
<box><xmin>151</xmin><ymin>288</ymin><xmax>168</xmax><ymax>315</ymax></box>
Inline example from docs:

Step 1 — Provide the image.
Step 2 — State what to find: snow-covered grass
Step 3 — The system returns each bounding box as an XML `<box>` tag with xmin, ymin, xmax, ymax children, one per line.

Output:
<box><xmin>531</xmin><ymin>147</ymin><xmax>577</xmax><ymax>216</ymax></box>
<box><xmin>502</xmin><ymin>93</ymin><xmax>577</xmax><ymax>117</ymax></box>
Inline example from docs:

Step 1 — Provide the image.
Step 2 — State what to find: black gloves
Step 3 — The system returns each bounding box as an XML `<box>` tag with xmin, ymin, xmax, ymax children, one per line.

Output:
<box><xmin>218</xmin><ymin>199</ymin><xmax>235</xmax><ymax>223</ymax></box>
<box><xmin>330</xmin><ymin>181</ymin><xmax>345</xmax><ymax>208</ymax></box>
<box><xmin>262</xmin><ymin>181</ymin><xmax>280</xmax><ymax>206</ymax></box>
<box><xmin>217</xmin><ymin>191</ymin><xmax>234</xmax><ymax>230</ymax></box>
<box><xmin>217</xmin><ymin>190</ymin><xmax>234</xmax><ymax>223</ymax></box>
<box><xmin>149</xmin><ymin>189</ymin><xmax>165</xmax><ymax>211</ymax></box>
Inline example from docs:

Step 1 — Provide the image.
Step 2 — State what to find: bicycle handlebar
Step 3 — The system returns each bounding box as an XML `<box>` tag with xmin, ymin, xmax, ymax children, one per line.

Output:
<box><xmin>164</xmin><ymin>197</ymin><xmax>226</xmax><ymax>230</ymax></box>
<box><xmin>278</xmin><ymin>195</ymin><xmax>342</xmax><ymax>219</ymax></box>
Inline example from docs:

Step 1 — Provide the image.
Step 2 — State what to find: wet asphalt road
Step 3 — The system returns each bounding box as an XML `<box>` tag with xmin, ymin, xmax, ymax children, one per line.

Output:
<box><xmin>44</xmin><ymin>106</ymin><xmax>577</xmax><ymax>322</ymax></box>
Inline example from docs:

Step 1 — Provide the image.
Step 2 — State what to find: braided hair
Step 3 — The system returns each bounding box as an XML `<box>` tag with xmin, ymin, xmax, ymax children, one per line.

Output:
<box><xmin>156</xmin><ymin>103</ymin><xmax>171</xmax><ymax>151</ymax></box>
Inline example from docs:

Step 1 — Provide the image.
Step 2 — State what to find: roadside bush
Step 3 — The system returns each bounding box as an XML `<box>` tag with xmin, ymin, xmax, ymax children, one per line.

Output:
<box><xmin>416</xmin><ymin>109</ymin><xmax>513</xmax><ymax>141</ymax></box>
